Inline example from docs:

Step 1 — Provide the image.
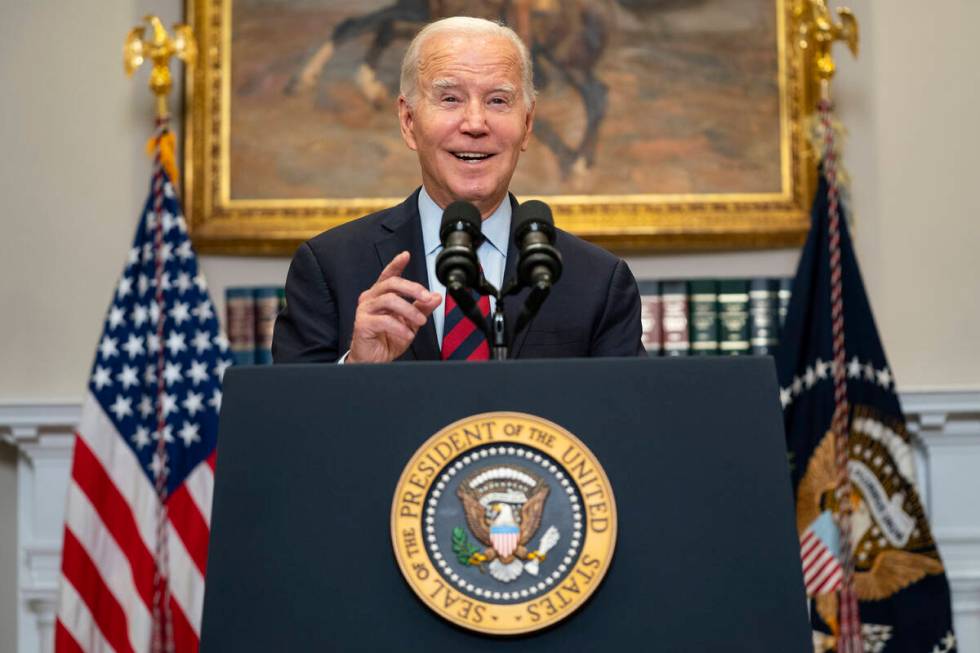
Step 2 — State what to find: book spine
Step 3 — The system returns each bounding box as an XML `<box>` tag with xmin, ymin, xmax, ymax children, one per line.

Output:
<box><xmin>226</xmin><ymin>287</ymin><xmax>256</xmax><ymax>365</ymax></box>
<box><xmin>636</xmin><ymin>280</ymin><xmax>662</xmax><ymax>355</ymax></box>
<box><xmin>718</xmin><ymin>280</ymin><xmax>750</xmax><ymax>355</ymax></box>
<box><xmin>749</xmin><ymin>278</ymin><xmax>779</xmax><ymax>355</ymax></box>
<box><xmin>253</xmin><ymin>287</ymin><xmax>281</xmax><ymax>365</ymax></box>
<box><xmin>778</xmin><ymin>277</ymin><xmax>793</xmax><ymax>330</ymax></box>
<box><xmin>688</xmin><ymin>280</ymin><xmax>719</xmax><ymax>355</ymax></box>
<box><xmin>660</xmin><ymin>281</ymin><xmax>690</xmax><ymax>356</ymax></box>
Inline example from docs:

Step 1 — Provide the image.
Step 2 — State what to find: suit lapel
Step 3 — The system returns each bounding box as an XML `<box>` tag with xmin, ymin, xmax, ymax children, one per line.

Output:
<box><xmin>374</xmin><ymin>189</ymin><xmax>440</xmax><ymax>361</ymax></box>
<box><xmin>503</xmin><ymin>194</ymin><xmax>533</xmax><ymax>359</ymax></box>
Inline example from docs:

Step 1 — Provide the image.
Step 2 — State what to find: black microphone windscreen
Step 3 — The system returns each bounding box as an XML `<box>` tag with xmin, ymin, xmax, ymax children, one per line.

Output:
<box><xmin>439</xmin><ymin>201</ymin><xmax>482</xmax><ymax>241</ymax></box>
<box><xmin>514</xmin><ymin>200</ymin><xmax>555</xmax><ymax>242</ymax></box>
<box><xmin>515</xmin><ymin>200</ymin><xmax>554</xmax><ymax>228</ymax></box>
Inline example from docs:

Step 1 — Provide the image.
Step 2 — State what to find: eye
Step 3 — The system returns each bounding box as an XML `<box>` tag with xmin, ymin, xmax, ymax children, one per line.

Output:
<box><xmin>440</xmin><ymin>94</ymin><xmax>460</xmax><ymax>104</ymax></box>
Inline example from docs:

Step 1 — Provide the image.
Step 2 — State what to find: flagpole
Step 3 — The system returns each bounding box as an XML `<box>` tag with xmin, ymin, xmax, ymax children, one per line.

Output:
<box><xmin>795</xmin><ymin>3</ymin><xmax>860</xmax><ymax>652</ymax></box>
<box><xmin>124</xmin><ymin>17</ymin><xmax>197</xmax><ymax>653</ymax></box>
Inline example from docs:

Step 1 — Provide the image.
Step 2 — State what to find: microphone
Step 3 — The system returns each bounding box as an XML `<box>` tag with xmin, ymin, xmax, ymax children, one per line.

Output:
<box><xmin>435</xmin><ymin>201</ymin><xmax>482</xmax><ymax>291</ymax></box>
<box><xmin>513</xmin><ymin>200</ymin><xmax>562</xmax><ymax>291</ymax></box>
<box><xmin>435</xmin><ymin>201</ymin><xmax>491</xmax><ymax>343</ymax></box>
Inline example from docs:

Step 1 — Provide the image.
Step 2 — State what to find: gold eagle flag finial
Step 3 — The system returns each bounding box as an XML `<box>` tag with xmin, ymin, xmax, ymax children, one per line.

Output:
<box><xmin>124</xmin><ymin>15</ymin><xmax>197</xmax><ymax>120</ymax></box>
<box><xmin>794</xmin><ymin>0</ymin><xmax>859</xmax><ymax>101</ymax></box>
<box><xmin>124</xmin><ymin>16</ymin><xmax>196</xmax><ymax>183</ymax></box>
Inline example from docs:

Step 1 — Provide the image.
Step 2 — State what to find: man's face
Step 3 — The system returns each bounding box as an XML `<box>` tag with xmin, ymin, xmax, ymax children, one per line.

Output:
<box><xmin>398</xmin><ymin>33</ymin><xmax>535</xmax><ymax>218</ymax></box>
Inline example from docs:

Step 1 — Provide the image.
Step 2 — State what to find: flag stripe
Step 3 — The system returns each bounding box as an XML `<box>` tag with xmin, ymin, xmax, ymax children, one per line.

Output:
<box><xmin>57</xmin><ymin>579</ymin><xmax>114</xmax><ymax>653</ymax></box>
<box><xmin>806</xmin><ymin>555</ymin><xmax>839</xmax><ymax>589</ymax></box>
<box><xmin>71</xmin><ymin>435</ymin><xmax>156</xmax><ymax>607</ymax></box>
<box><xmin>55</xmin><ymin>619</ymin><xmax>87</xmax><ymax>653</ymax></box>
<box><xmin>168</xmin><ymin>484</ymin><xmax>210</xmax><ymax>575</ymax></box>
<box><xmin>803</xmin><ymin>549</ymin><xmax>834</xmax><ymax>581</ymax></box>
<box><xmin>61</xmin><ymin>529</ymin><xmax>137</xmax><ymax>653</ymax></box>
<box><xmin>799</xmin><ymin>531</ymin><xmax>819</xmax><ymax>558</ymax></box>
<box><xmin>805</xmin><ymin>565</ymin><xmax>836</xmax><ymax>595</ymax></box>
<box><xmin>809</xmin><ymin>564</ymin><xmax>840</xmax><ymax>595</ymax></box>
<box><xmin>803</xmin><ymin>558</ymin><xmax>830</xmax><ymax>586</ymax></box>
<box><xmin>77</xmin><ymin>396</ymin><xmax>158</xmax><ymax>550</ymax></box>
<box><xmin>169</xmin><ymin>595</ymin><xmax>200</xmax><ymax>653</ymax></box>
<box><xmin>182</xmin><ymin>460</ymin><xmax>214</xmax><ymax>526</ymax></box>
<box><xmin>168</xmin><ymin>521</ymin><xmax>206</xmax><ymax>634</ymax></box>
<box><xmin>815</xmin><ymin>569</ymin><xmax>843</xmax><ymax>595</ymax></box>
<box><xmin>801</xmin><ymin>542</ymin><xmax>828</xmax><ymax>570</ymax></box>
<box><xmin>65</xmin><ymin>481</ymin><xmax>153</xmax><ymax>650</ymax></box>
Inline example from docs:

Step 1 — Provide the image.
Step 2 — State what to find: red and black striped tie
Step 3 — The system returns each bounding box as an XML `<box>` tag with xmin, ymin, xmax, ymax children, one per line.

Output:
<box><xmin>441</xmin><ymin>289</ymin><xmax>491</xmax><ymax>360</ymax></box>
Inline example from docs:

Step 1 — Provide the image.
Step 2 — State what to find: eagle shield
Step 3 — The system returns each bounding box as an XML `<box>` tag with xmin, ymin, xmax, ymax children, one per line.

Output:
<box><xmin>491</xmin><ymin>523</ymin><xmax>520</xmax><ymax>559</ymax></box>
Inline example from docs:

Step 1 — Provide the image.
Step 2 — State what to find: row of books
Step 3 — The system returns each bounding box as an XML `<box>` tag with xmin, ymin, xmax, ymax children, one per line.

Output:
<box><xmin>226</xmin><ymin>277</ymin><xmax>793</xmax><ymax>363</ymax></box>
<box><xmin>639</xmin><ymin>278</ymin><xmax>792</xmax><ymax>356</ymax></box>
<box><xmin>225</xmin><ymin>287</ymin><xmax>285</xmax><ymax>365</ymax></box>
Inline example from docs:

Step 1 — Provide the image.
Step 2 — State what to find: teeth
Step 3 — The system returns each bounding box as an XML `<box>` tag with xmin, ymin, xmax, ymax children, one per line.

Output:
<box><xmin>454</xmin><ymin>152</ymin><xmax>491</xmax><ymax>161</ymax></box>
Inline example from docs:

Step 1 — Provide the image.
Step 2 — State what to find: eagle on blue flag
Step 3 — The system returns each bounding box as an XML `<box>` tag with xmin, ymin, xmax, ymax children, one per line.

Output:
<box><xmin>776</xmin><ymin>110</ymin><xmax>956</xmax><ymax>652</ymax></box>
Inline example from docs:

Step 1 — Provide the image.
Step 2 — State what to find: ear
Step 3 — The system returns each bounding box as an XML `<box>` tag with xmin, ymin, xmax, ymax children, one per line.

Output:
<box><xmin>398</xmin><ymin>95</ymin><xmax>418</xmax><ymax>152</ymax></box>
<box><xmin>520</xmin><ymin>100</ymin><xmax>536</xmax><ymax>152</ymax></box>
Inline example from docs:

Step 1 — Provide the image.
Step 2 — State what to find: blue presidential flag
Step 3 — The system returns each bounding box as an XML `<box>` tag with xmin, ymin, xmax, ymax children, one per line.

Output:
<box><xmin>776</xmin><ymin>155</ymin><xmax>956</xmax><ymax>652</ymax></box>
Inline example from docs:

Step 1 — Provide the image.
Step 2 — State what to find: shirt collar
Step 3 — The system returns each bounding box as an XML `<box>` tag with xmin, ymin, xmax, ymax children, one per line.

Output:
<box><xmin>419</xmin><ymin>186</ymin><xmax>511</xmax><ymax>258</ymax></box>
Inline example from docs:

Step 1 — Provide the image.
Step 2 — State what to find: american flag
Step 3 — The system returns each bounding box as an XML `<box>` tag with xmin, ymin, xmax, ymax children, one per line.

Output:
<box><xmin>55</xmin><ymin>127</ymin><xmax>228</xmax><ymax>652</ymax></box>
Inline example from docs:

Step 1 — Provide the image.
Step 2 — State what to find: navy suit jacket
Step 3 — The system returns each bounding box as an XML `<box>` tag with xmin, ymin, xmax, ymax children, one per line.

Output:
<box><xmin>272</xmin><ymin>189</ymin><xmax>644</xmax><ymax>363</ymax></box>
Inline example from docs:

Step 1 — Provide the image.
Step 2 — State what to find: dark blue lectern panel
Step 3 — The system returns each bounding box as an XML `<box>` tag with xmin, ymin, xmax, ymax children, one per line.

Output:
<box><xmin>201</xmin><ymin>358</ymin><xmax>809</xmax><ymax>651</ymax></box>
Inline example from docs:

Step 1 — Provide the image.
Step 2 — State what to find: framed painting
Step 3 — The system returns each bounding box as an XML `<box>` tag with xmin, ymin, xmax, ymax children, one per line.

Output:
<box><xmin>184</xmin><ymin>0</ymin><xmax>817</xmax><ymax>255</ymax></box>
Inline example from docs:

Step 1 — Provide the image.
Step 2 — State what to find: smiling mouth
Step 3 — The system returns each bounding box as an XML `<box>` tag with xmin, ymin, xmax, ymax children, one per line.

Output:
<box><xmin>452</xmin><ymin>151</ymin><xmax>495</xmax><ymax>163</ymax></box>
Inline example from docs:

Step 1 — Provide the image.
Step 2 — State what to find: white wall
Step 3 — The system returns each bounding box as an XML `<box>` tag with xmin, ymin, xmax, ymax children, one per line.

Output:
<box><xmin>0</xmin><ymin>0</ymin><xmax>977</xmax><ymax>650</ymax></box>
<box><xmin>837</xmin><ymin>0</ymin><xmax>980</xmax><ymax>389</ymax></box>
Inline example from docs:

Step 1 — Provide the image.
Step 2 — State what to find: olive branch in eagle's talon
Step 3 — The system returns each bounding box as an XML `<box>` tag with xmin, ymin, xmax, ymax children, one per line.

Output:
<box><xmin>452</xmin><ymin>526</ymin><xmax>486</xmax><ymax>568</ymax></box>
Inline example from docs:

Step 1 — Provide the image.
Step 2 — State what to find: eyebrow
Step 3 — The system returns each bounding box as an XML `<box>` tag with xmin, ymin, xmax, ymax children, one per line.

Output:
<box><xmin>492</xmin><ymin>83</ymin><xmax>517</xmax><ymax>96</ymax></box>
<box><xmin>431</xmin><ymin>78</ymin><xmax>459</xmax><ymax>90</ymax></box>
<box><xmin>430</xmin><ymin>78</ymin><xmax>517</xmax><ymax>96</ymax></box>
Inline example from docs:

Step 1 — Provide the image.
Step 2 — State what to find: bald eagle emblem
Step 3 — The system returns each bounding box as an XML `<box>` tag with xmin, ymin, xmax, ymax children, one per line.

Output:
<box><xmin>796</xmin><ymin>407</ymin><xmax>949</xmax><ymax>641</ymax></box>
<box><xmin>455</xmin><ymin>465</ymin><xmax>560</xmax><ymax>583</ymax></box>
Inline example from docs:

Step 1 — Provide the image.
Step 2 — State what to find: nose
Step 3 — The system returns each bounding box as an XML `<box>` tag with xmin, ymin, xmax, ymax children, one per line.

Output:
<box><xmin>459</xmin><ymin>98</ymin><xmax>489</xmax><ymax>137</ymax></box>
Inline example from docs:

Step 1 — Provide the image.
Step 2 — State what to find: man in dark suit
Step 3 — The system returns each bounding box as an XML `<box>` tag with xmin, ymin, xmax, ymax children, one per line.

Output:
<box><xmin>273</xmin><ymin>17</ymin><xmax>643</xmax><ymax>364</ymax></box>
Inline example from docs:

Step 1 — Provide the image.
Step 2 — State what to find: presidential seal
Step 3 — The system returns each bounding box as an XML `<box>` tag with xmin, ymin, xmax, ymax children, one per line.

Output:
<box><xmin>391</xmin><ymin>412</ymin><xmax>617</xmax><ymax>635</ymax></box>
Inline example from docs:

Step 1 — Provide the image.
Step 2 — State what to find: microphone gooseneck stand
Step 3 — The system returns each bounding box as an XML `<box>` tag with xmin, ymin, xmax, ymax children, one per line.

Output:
<box><xmin>475</xmin><ymin>277</ymin><xmax>508</xmax><ymax>361</ymax></box>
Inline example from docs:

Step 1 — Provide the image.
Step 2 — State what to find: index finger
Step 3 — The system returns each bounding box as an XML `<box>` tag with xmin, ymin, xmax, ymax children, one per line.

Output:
<box><xmin>377</xmin><ymin>251</ymin><xmax>411</xmax><ymax>283</ymax></box>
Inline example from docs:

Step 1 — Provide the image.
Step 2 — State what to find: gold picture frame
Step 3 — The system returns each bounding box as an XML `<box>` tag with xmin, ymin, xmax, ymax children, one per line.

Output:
<box><xmin>184</xmin><ymin>0</ymin><xmax>817</xmax><ymax>256</ymax></box>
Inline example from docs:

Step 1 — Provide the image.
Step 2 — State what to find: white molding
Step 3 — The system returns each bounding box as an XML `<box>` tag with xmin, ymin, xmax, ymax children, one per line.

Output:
<box><xmin>901</xmin><ymin>390</ymin><xmax>980</xmax><ymax>417</ymax></box>
<box><xmin>951</xmin><ymin>573</ymin><xmax>980</xmax><ymax>615</ymax></box>
<box><xmin>1</xmin><ymin>392</ymin><xmax>978</xmax><ymax>652</ymax></box>
<box><xmin>904</xmin><ymin>390</ymin><xmax>980</xmax><ymax>441</ymax></box>
<box><xmin>1</xmin><ymin>402</ymin><xmax>79</xmax><ymax>653</ymax></box>
<box><xmin>0</xmin><ymin>403</ymin><xmax>81</xmax><ymax>436</ymax></box>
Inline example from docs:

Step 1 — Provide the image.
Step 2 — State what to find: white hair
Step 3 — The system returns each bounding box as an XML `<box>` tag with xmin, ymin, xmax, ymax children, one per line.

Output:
<box><xmin>399</xmin><ymin>16</ymin><xmax>535</xmax><ymax>110</ymax></box>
